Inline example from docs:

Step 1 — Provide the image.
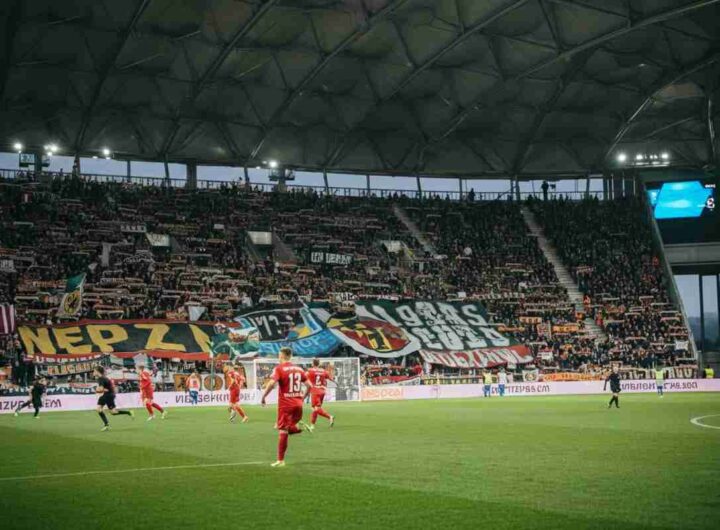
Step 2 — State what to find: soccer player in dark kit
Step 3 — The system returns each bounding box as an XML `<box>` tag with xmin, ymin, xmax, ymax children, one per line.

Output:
<box><xmin>604</xmin><ymin>366</ymin><xmax>622</xmax><ymax>409</ymax></box>
<box><xmin>94</xmin><ymin>366</ymin><xmax>134</xmax><ymax>431</ymax></box>
<box><xmin>14</xmin><ymin>376</ymin><xmax>48</xmax><ymax>418</ymax></box>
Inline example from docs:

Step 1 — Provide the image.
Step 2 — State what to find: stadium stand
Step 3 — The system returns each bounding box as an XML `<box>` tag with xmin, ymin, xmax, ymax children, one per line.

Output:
<box><xmin>0</xmin><ymin>173</ymin><xmax>694</xmax><ymax>387</ymax></box>
<box><xmin>529</xmin><ymin>196</ymin><xmax>691</xmax><ymax>368</ymax></box>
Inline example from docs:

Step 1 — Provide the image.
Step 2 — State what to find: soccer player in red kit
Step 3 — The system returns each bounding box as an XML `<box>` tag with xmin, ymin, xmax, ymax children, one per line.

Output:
<box><xmin>227</xmin><ymin>364</ymin><xmax>248</xmax><ymax>423</ymax></box>
<box><xmin>306</xmin><ymin>358</ymin><xmax>335</xmax><ymax>429</ymax></box>
<box><xmin>261</xmin><ymin>347</ymin><xmax>312</xmax><ymax>467</ymax></box>
<box><xmin>137</xmin><ymin>364</ymin><xmax>166</xmax><ymax>421</ymax></box>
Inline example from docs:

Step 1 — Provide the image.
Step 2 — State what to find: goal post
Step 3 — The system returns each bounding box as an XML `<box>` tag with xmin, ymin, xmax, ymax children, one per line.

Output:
<box><xmin>252</xmin><ymin>357</ymin><xmax>361</xmax><ymax>402</ymax></box>
<box><xmin>212</xmin><ymin>360</ymin><xmax>258</xmax><ymax>391</ymax></box>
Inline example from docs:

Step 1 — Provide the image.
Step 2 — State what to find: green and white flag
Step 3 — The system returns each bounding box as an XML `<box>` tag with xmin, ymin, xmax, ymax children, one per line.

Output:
<box><xmin>210</xmin><ymin>326</ymin><xmax>260</xmax><ymax>359</ymax></box>
<box><xmin>57</xmin><ymin>273</ymin><xmax>86</xmax><ymax>317</ymax></box>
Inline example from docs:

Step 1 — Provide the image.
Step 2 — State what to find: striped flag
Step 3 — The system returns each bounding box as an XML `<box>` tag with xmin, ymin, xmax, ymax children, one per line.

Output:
<box><xmin>0</xmin><ymin>304</ymin><xmax>15</xmax><ymax>335</ymax></box>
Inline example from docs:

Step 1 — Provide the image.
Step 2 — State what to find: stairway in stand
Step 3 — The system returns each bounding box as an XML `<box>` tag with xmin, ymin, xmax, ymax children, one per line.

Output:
<box><xmin>393</xmin><ymin>204</ymin><xmax>437</xmax><ymax>255</ymax></box>
<box><xmin>520</xmin><ymin>206</ymin><xmax>608</xmax><ymax>342</ymax></box>
<box><xmin>272</xmin><ymin>232</ymin><xmax>297</xmax><ymax>263</ymax></box>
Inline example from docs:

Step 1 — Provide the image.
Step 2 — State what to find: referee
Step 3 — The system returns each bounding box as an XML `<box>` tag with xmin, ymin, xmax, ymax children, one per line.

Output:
<box><xmin>14</xmin><ymin>376</ymin><xmax>48</xmax><ymax>418</ymax></box>
<box><xmin>94</xmin><ymin>366</ymin><xmax>134</xmax><ymax>431</ymax></box>
<box><xmin>604</xmin><ymin>367</ymin><xmax>622</xmax><ymax>409</ymax></box>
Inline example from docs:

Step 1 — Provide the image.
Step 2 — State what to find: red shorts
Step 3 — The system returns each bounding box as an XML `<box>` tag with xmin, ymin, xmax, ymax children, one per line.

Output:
<box><xmin>229</xmin><ymin>388</ymin><xmax>240</xmax><ymax>404</ymax></box>
<box><xmin>311</xmin><ymin>392</ymin><xmax>325</xmax><ymax>408</ymax></box>
<box><xmin>276</xmin><ymin>405</ymin><xmax>303</xmax><ymax>431</ymax></box>
<box><xmin>140</xmin><ymin>387</ymin><xmax>154</xmax><ymax>400</ymax></box>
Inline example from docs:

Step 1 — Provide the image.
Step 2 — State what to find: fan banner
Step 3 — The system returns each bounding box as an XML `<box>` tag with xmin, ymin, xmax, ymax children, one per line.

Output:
<box><xmin>309</xmin><ymin>251</ymin><xmax>353</xmax><ymax>265</ymax></box>
<box><xmin>311</xmin><ymin>300</ymin><xmax>528</xmax><ymax>360</ymax></box>
<box><xmin>17</xmin><ymin>319</ymin><xmax>219</xmax><ymax>358</ymax></box>
<box><xmin>230</xmin><ymin>303</ymin><xmax>342</xmax><ymax>358</ymax></box>
<box><xmin>309</xmin><ymin>302</ymin><xmax>420</xmax><ymax>358</ymax></box>
<box><xmin>419</xmin><ymin>347</ymin><xmax>533</xmax><ymax>369</ymax></box>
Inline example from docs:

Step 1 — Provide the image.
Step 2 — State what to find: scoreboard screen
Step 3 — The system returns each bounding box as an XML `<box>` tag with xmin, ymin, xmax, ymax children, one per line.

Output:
<box><xmin>18</xmin><ymin>153</ymin><xmax>51</xmax><ymax>168</ymax></box>
<box><xmin>18</xmin><ymin>153</ymin><xmax>35</xmax><ymax>167</ymax></box>
<box><xmin>646</xmin><ymin>180</ymin><xmax>715</xmax><ymax>220</ymax></box>
<box><xmin>646</xmin><ymin>178</ymin><xmax>720</xmax><ymax>244</ymax></box>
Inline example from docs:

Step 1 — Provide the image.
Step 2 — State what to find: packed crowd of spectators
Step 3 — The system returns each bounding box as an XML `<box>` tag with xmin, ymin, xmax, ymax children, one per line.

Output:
<box><xmin>530</xmin><ymin>196</ymin><xmax>690</xmax><ymax>368</ymax></box>
<box><xmin>0</xmin><ymin>174</ymin><xmax>693</xmax><ymax>379</ymax></box>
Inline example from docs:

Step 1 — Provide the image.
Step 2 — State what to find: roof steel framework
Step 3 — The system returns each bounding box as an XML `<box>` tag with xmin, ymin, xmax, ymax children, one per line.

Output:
<box><xmin>0</xmin><ymin>0</ymin><xmax>719</xmax><ymax>178</ymax></box>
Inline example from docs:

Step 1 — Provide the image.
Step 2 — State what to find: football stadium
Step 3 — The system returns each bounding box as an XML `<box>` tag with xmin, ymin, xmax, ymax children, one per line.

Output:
<box><xmin>1</xmin><ymin>1</ymin><xmax>720</xmax><ymax>528</ymax></box>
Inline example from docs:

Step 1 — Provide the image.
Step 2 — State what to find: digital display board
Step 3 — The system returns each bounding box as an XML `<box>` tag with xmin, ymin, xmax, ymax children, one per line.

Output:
<box><xmin>647</xmin><ymin>180</ymin><xmax>715</xmax><ymax>220</ymax></box>
<box><xmin>18</xmin><ymin>153</ymin><xmax>35</xmax><ymax>167</ymax></box>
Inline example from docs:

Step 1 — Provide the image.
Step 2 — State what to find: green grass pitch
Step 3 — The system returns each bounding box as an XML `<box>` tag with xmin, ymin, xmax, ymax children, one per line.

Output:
<box><xmin>1</xmin><ymin>394</ymin><xmax>719</xmax><ymax>529</ymax></box>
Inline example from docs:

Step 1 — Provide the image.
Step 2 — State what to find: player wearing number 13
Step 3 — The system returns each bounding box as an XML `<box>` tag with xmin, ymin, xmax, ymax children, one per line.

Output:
<box><xmin>261</xmin><ymin>347</ymin><xmax>312</xmax><ymax>467</ymax></box>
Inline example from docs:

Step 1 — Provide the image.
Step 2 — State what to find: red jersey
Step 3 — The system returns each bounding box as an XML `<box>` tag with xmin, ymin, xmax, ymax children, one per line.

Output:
<box><xmin>306</xmin><ymin>367</ymin><xmax>330</xmax><ymax>395</ymax></box>
<box><xmin>271</xmin><ymin>362</ymin><xmax>307</xmax><ymax>409</ymax></box>
<box><xmin>139</xmin><ymin>370</ymin><xmax>153</xmax><ymax>390</ymax></box>
<box><xmin>228</xmin><ymin>370</ymin><xmax>244</xmax><ymax>390</ymax></box>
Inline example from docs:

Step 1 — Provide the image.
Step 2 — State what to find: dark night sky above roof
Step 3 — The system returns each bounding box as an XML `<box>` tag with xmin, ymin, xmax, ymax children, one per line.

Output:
<box><xmin>0</xmin><ymin>0</ymin><xmax>719</xmax><ymax>178</ymax></box>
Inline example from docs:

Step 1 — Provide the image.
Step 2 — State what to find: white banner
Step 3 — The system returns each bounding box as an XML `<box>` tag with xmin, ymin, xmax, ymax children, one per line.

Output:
<box><xmin>247</xmin><ymin>231</ymin><xmax>272</xmax><ymax>246</ymax></box>
<box><xmin>0</xmin><ymin>258</ymin><xmax>15</xmax><ymax>272</ymax></box>
<box><xmin>188</xmin><ymin>305</ymin><xmax>207</xmax><ymax>322</ymax></box>
<box><xmin>146</xmin><ymin>233</ymin><xmax>170</xmax><ymax>247</ymax></box>
<box><xmin>1</xmin><ymin>390</ymin><xmax>258</xmax><ymax>415</ymax></box>
<box><xmin>0</xmin><ymin>388</ymin><xmax>341</xmax><ymax>414</ymax></box>
<box><xmin>101</xmin><ymin>242</ymin><xmax>112</xmax><ymax>267</ymax></box>
<box><xmin>121</xmin><ymin>223</ymin><xmax>146</xmax><ymax>234</ymax></box>
<box><xmin>360</xmin><ymin>379</ymin><xmax>720</xmax><ymax>401</ymax></box>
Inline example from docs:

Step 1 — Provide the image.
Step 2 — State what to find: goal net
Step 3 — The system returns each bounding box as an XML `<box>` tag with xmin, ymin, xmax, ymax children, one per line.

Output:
<box><xmin>252</xmin><ymin>357</ymin><xmax>361</xmax><ymax>402</ymax></box>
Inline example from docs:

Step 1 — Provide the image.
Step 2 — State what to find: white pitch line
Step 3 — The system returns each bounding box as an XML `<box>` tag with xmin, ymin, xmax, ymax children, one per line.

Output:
<box><xmin>690</xmin><ymin>414</ymin><xmax>720</xmax><ymax>430</ymax></box>
<box><xmin>0</xmin><ymin>461</ymin><xmax>265</xmax><ymax>482</ymax></box>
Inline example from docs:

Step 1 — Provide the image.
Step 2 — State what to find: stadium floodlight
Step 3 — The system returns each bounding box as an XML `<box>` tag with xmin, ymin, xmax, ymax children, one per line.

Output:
<box><xmin>13</xmin><ymin>142</ymin><xmax>22</xmax><ymax>152</ymax></box>
<box><xmin>48</xmin><ymin>144</ymin><xmax>58</xmax><ymax>153</ymax></box>
<box><xmin>661</xmin><ymin>152</ymin><xmax>670</xmax><ymax>160</ymax></box>
<box><xmin>268</xmin><ymin>159</ymin><xmax>278</xmax><ymax>169</ymax></box>
<box><xmin>635</xmin><ymin>154</ymin><xmax>644</xmax><ymax>161</ymax></box>
<box><xmin>617</xmin><ymin>153</ymin><xmax>627</xmax><ymax>163</ymax></box>
<box><xmin>102</xmin><ymin>147</ymin><xmax>111</xmax><ymax>157</ymax></box>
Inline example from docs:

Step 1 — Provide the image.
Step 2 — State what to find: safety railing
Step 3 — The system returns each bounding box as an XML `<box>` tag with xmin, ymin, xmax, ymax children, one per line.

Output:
<box><xmin>0</xmin><ymin>168</ymin><xmax>605</xmax><ymax>202</ymax></box>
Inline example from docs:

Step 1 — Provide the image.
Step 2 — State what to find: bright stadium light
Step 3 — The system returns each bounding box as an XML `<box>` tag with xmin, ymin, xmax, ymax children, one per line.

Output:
<box><xmin>48</xmin><ymin>144</ymin><xmax>58</xmax><ymax>153</ymax></box>
<box><xmin>617</xmin><ymin>153</ymin><xmax>627</xmax><ymax>163</ymax></box>
<box><xmin>102</xmin><ymin>147</ymin><xmax>111</xmax><ymax>157</ymax></box>
<box><xmin>268</xmin><ymin>159</ymin><xmax>278</xmax><ymax>169</ymax></box>
<box><xmin>13</xmin><ymin>142</ymin><xmax>23</xmax><ymax>152</ymax></box>
<box><xmin>661</xmin><ymin>152</ymin><xmax>670</xmax><ymax>160</ymax></box>
<box><xmin>635</xmin><ymin>153</ymin><xmax>644</xmax><ymax>161</ymax></box>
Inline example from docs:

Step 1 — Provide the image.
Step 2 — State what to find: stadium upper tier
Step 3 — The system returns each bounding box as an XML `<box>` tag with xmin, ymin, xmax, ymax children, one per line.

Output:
<box><xmin>0</xmin><ymin>173</ymin><xmax>690</xmax><ymax>370</ymax></box>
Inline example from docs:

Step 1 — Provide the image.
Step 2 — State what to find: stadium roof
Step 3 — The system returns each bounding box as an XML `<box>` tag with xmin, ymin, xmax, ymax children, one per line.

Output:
<box><xmin>1</xmin><ymin>0</ymin><xmax>719</xmax><ymax>178</ymax></box>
